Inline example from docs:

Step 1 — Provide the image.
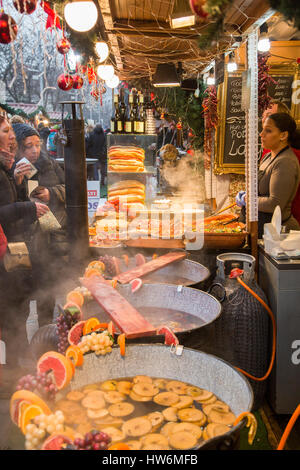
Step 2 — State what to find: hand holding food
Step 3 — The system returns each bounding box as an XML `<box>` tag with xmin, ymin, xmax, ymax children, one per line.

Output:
<box><xmin>35</xmin><ymin>202</ymin><xmax>50</xmax><ymax>218</ymax></box>
<box><xmin>33</xmin><ymin>187</ymin><xmax>50</xmax><ymax>203</ymax></box>
<box><xmin>14</xmin><ymin>161</ymin><xmax>33</xmax><ymax>185</ymax></box>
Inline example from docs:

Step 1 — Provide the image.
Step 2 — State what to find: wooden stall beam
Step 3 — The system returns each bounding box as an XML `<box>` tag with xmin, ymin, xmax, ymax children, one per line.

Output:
<box><xmin>97</xmin><ymin>0</ymin><xmax>124</xmax><ymax>72</ymax></box>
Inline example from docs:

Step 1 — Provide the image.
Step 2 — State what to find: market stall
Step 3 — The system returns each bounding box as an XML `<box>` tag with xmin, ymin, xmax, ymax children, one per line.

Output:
<box><xmin>1</xmin><ymin>0</ymin><xmax>300</xmax><ymax>454</ymax></box>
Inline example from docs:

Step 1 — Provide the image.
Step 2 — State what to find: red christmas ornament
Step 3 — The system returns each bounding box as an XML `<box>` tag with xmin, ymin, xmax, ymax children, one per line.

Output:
<box><xmin>56</xmin><ymin>37</ymin><xmax>71</xmax><ymax>55</ymax></box>
<box><xmin>13</xmin><ymin>0</ymin><xmax>37</xmax><ymax>14</ymax></box>
<box><xmin>0</xmin><ymin>13</ymin><xmax>18</xmax><ymax>44</ymax></box>
<box><xmin>72</xmin><ymin>74</ymin><xmax>84</xmax><ymax>90</ymax></box>
<box><xmin>189</xmin><ymin>0</ymin><xmax>208</xmax><ymax>18</ymax></box>
<box><xmin>297</xmin><ymin>58</ymin><xmax>300</xmax><ymax>64</ymax></box>
<box><xmin>57</xmin><ymin>73</ymin><xmax>73</xmax><ymax>91</ymax></box>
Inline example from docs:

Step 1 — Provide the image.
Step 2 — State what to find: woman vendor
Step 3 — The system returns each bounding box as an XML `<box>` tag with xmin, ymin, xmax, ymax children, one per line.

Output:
<box><xmin>236</xmin><ymin>113</ymin><xmax>300</xmax><ymax>238</ymax></box>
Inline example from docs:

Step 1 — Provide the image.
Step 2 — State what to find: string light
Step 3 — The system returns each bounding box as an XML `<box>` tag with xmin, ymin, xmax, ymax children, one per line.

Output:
<box><xmin>227</xmin><ymin>52</ymin><xmax>237</xmax><ymax>72</ymax></box>
<box><xmin>206</xmin><ymin>68</ymin><xmax>215</xmax><ymax>85</ymax></box>
<box><xmin>105</xmin><ymin>74</ymin><xmax>120</xmax><ymax>88</ymax></box>
<box><xmin>257</xmin><ymin>23</ymin><xmax>270</xmax><ymax>52</ymax></box>
<box><xmin>64</xmin><ymin>1</ymin><xmax>98</xmax><ymax>32</ymax></box>
<box><xmin>95</xmin><ymin>41</ymin><xmax>109</xmax><ymax>63</ymax></box>
<box><xmin>96</xmin><ymin>64</ymin><xmax>114</xmax><ymax>80</ymax></box>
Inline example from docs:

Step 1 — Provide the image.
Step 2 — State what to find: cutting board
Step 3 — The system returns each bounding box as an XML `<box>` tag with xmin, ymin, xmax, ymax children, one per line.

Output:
<box><xmin>81</xmin><ymin>276</ymin><xmax>156</xmax><ymax>339</ymax></box>
<box><xmin>114</xmin><ymin>251</ymin><xmax>187</xmax><ymax>285</ymax></box>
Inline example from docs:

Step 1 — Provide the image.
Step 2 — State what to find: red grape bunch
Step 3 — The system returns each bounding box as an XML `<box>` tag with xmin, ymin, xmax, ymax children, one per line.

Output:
<box><xmin>98</xmin><ymin>255</ymin><xmax>117</xmax><ymax>277</ymax></box>
<box><xmin>56</xmin><ymin>308</ymin><xmax>81</xmax><ymax>354</ymax></box>
<box><xmin>73</xmin><ymin>430</ymin><xmax>112</xmax><ymax>450</ymax></box>
<box><xmin>16</xmin><ymin>372</ymin><xmax>57</xmax><ymax>401</ymax></box>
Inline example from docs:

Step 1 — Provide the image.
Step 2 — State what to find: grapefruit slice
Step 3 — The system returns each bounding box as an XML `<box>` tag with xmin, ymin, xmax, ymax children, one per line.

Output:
<box><xmin>68</xmin><ymin>320</ymin><xmax>86</xmax><ymax>346</ymax></box>
<box><xmin>37</xmin><ymin>351</ymin><xmax>73</xmax><ymax>390</ymax></box>
<box><xmin>63</xmin><ymin>302</ymin><xmax>83</xmax><ymax>320</ymax></box>
<box><xmin>10</xmin><ymin>390</ymin><xmax>52</xmax><ymax>426</ymax></box>
<box><xmin>130</xmin><ymin>278</ymin><xmax>143</xmax><ymax>293</ymax></box>
<box><xmin>83</xmin><ymin>317</ymin><xmax>100</xmax><ymax>335</ymax></box>
<box><xmin>41</xmin><ymin>433</ymin><xmax>74</xmax><ymax>450</ymax></box>
<box><xmin>66</xmin><ymin>291</ymin><xmax>84</xmax><ymax>308</ymax></box>
<box><xmin>135</xmin><ymin>253</ymin><xmax>146</xmax><ymax>266</ymax></box>
<box><xmin>157</xmin><ymin>326</ymin><xmax>179</xmax><ymax>346</ymax></box>
<box><xmin>20</xmin><ymin>403</ymin><xmax>50</xmax><ymax>435</ymax></box>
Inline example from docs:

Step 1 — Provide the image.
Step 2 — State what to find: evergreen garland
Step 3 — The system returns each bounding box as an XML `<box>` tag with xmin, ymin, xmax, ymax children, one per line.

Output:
<box><xmin>154</xmin><ymin>83</ymin><xmax>206</xmax><ymax>150</ymax></box>
<box><xmin>0</xmin><ymin>102</ymin><xmax>50</xmax><ymax>120</ymax></box>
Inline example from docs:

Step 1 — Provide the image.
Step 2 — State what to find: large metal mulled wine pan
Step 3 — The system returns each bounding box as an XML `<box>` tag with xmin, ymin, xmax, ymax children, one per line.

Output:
<box><xmin>84</xmin><ymin>283</ymin><xmax>222</xmax><ymax>349</ymax></box>
<box><xmin>65</xmin><ymin>344</ymin><xmax>254</xmax><ymax>450</ymax></box>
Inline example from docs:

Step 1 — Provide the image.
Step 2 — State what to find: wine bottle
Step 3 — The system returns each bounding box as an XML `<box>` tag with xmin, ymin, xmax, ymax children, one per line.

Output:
<box><xmin>125</xmin><ymin>102</ymin><xmax>134</xmax><ymax>134</ymax></box>
<box><xmin>115</xmin><ymin>101</ymin><xmax>123</xmax><ymax>134</ymax></box>
<box><xmin>119</xmin><ymin>92</ymin><xmax>126</xmax><ymax>134</ymax></box>
<box><xmin>110</xmin><ymin>94</ymin><xmax>118</xmax><ymax>134</ymax></box>
<box><xmin>136</xmin><ymin>94</ymin><xmax>145</xmax><ymax>134</ymax></box>
<box><xmin>133</xmin><ymin>95</ymin><xmax>139</xmax><ymax>134</ymax></box>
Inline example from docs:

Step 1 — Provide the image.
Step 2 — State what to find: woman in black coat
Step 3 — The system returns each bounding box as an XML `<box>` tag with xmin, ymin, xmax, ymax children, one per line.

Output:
<box><xmin>12</xmin><ymin>123</ymin><xmax>66</xmax><ymax>231</ymax></box>
<box><xmin>0</xmin><ymin>115</ymin><xmax>49</xmax><ymax>376</ymax></box>
<box><xmin>12</xmin><ymin>123</ymin><xmax>69</xmax><ymax>330</ymax></box>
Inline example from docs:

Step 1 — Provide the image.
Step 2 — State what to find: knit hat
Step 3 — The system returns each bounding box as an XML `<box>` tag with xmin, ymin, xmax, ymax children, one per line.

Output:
<box><xmin>12</xmin><ymin>123</ymin><xmax>40</xmax><ymax>145</ymax></box>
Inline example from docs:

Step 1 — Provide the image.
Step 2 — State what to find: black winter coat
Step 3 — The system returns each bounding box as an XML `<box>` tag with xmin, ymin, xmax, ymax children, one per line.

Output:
<box><xmin>26</xmin><ymin>152</ymin><xmax>66</xmax><ymax>228</ymax></box>
<box><xmin>86</xmin><ymin>125</ymin><xmax>107</xmax><ymax>162</ymax></box>
<box><xmin>0</xmin><ymin>163</ymin><xmax>37</xmax><ymax>242</ymax></box>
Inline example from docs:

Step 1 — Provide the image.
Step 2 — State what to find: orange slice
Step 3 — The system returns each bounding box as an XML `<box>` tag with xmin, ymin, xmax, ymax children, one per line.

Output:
<box><xmin>108</xmin><ymin>443</ymin><xmax>130</xmax><ymax>450</ymax></box>
<box><xmin>20</xmin><ymin>403</ymin><xmax>50</xmax><ymax>434</ymax></box>
<box><xmin>122</xmin><ymin>254</ymin><xmax>129</xmax><ymax>266</ymax></box>
<box><xmin>117</xmin><ymin>334</ymin><xmax>126</xmax><ymax>357</ymax></box>
<box><xmin>10</xmin><ymin>390</ymin><xmax>52</xmax><ymax>426</ymax></box>
<box><xmin>66</xmin><ymin>291</ymin><xmax>84</xmax><ymax>308</ymax></box>
<box><xmin>92</xmin><ymin>323</ymin><xmax>108</xmax><ymax>332</ymax></box>
<box><xmin>67</xmin><ymin>357</ymin><xmax>75</xmax><ymax>377</ymax></box>
<box><xmin>83</xmin><ymin>317</ymin><xmax>101</xmax><ymax>335</ymax></box>
<box><xmin>65</xmin><ymin>345</ymin><xmax>84</xmax><ymax>367</ymax></box>
<box><xmin>84</xmin><ymin>268</ymin><xmax>104</xmax><ymax>279</ymax></box>
<box><xmin>108</xmin><ymin>321</ymin><xmax>116</xmax><ymax>338</ymax></box>
<box><xmin>87</xmin><ymin>260</ymin><xmax>105</xmax><ymax>272</ymax></box>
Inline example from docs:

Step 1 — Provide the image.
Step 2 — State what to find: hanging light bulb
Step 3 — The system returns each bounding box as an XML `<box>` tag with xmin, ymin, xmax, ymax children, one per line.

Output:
<box><xmin>64</xmin><ymin>1</ymin><xmax>98</xmax><ymax>32</ymax></box>
<box><xmin>257</xmin><ymin>23</ymin><xmax>270</xmax><ymax>52</ymax></box>
<box><xmin>227</xmin><ymin>52</ymin><xmax>237</xmax><ymax>72</ymax></box>
<box><xmin>105</xmin><ymin>74</ymin><xmax>120</xmax><ymax>89</ymax></box>
<box><xmin>206</xmin><ymin>68</ymin><xmax>215</xmax><ymax>85</ymax></box>
<box><xmin>96</xmin><ymin>64</ymin><xmax>114</xmax><ymax>81</ymax></box>
<box><xmin>95</xmin><ymin>41</ymin><xmax>109</xmax><ymax>63</ymax></box>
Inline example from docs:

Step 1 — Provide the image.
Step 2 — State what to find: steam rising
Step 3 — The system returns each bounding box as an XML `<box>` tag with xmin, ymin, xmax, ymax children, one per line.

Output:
<box><xmin>160</xmin><ymin>154</ymin><xmax>205</xmax><ymax>201</ymax></box>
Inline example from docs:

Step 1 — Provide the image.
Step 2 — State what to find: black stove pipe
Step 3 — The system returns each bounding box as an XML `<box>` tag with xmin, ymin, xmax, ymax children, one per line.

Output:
<box><xmin>61</xmin><ymin>101</ymin><xmax>89</xmax><ymax>272</ymax></box>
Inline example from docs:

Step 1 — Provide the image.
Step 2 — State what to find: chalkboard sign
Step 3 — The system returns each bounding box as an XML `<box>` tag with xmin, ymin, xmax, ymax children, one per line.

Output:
<box><xmin>215</xmin><ymin>72</ymin><xmax>246</xmax><ymax>175</ymax></box>
<box><xmin>215</xmin><ymin>69</ymin><xmax>298</xmax><ymax>175</ymax></box>
<box><xmin>268</xmin><ymin>74</ymin><xmax>294</xmax><ymax>110</ymax></box>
